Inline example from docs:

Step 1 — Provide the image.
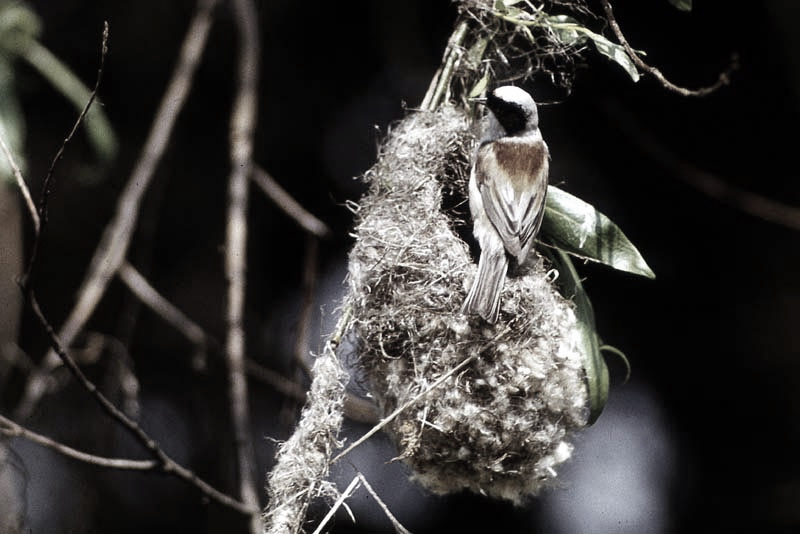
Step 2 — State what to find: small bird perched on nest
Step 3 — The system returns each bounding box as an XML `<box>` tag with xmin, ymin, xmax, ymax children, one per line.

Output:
<box><xmin>462</xmin><ymin>85</ymin><xmax>550</xmax><ymax>324</ymax></box>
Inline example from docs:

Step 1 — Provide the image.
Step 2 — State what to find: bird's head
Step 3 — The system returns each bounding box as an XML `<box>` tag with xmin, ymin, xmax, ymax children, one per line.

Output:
<box><xmin>484</xmin><ymin>85</ymin><xmax>539</xmax><ymax>136</ymax></box>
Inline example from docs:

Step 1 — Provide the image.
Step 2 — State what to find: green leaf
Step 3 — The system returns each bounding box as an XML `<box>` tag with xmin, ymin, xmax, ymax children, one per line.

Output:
<box><xmin>600</xmin><ymin>343</ymin><xmax>631</xmax><ymax>384</ymax></box>
<box><xmin>582</xmin><ymin>30</ymin><xmax>640</xmax><ymax>82</ymax></box>
<box><xmin>468</xmin><ymin>71</ymin><xmax>490</xmax><ymax>99</ymax></box>
<box><xmin>545</xmin><ymin>14</ymin><xmax>586</xmax><ymax>47</ymax></box>
<box><xmin>541</xmin><ymin>186</ymin><xmax>656</xmax><ymax>279</ymax></box>
<box><xmin>545</xmin><ymin>16</ymin><xmax>640</xmax><ymax>82</ymax></box>
<box><xmin>547</xmin><ymin>247</ymin><xmax>609</xmax><ymax>424</ymax></box>
<box><xmin>668</xmin><ymin>0</ymin><xmax>692</xmax><ymax>12</ymax></box>
<box><xmin>0</xmin><ymin>3</ymin><xmax>42</xmax><ymax>56</ymax></box>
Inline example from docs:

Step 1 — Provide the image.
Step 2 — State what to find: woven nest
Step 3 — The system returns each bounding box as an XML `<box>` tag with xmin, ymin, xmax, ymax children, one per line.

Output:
<box><xmin>346</xmin><ymin>105</ymin><xmax>588</xmax><ymax>503</ymax></box>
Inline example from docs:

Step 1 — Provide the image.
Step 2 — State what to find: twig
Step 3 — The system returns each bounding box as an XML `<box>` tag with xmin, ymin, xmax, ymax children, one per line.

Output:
<box><xmin>304</xmin><ymin>470</ymin><xmax>412</xmax><ymax>534</ymax></box>
<box><xmin>0</xmin><ymin>133</ymin><xmax>39</xmax><ymax>234</ymax></box>
<box><xmin>24</xmin><ymin>291</ymin><xmax>255</xmax><ymax>515</ymax></box>
<box><xmin>116</xmin><ymin>263</ymin><xmax>309</xmax><ymax>400</ymax></box>
<box><xmin>246</xmin><ymin>360</ymin><xmax>307</xmax><ymax>400</ymax></box>
<box><xmin>420</xmin><ymin>20</ymin><xmax>469</xmax><ymax>112</ymax></box>
<box><xmin>118</xmin><ymin>257</ymin><xmax>305</xmax><ymax>398</ymax></box>
<box><xmin>330</xmin><ymin>353</ymin><xmax>477</xmax><ymax>465</ymax></box>
<box><xmin>309</xmin><ymin>476</ymin><xmax>360</xmax><ymax>534</ymax></box>
<box><xmin>37</xmin><ymin>23</ymin><xmax>109</xmax><ymax>229</ymax></box>
<box><xmin>226</xmin><ymin>0</ymin><xmax>261</xmax><ymax>530</ymax></box>
<box><xmin>605</xmin><ymin>100</ymin><xmax>800</xmax><ymax>231</ymax></box>
<box><xmin>600</xmin><ymin>0</ymin><xmax>737</xmax><ymax>97</ymax></box>
<box><xmin>14</xmin><ymin>0</ymin><xmax>220</xmax><ymax>421</ymax></box>
<box><xmin>115</xmin><ymin>259</ymin><xmax>378</xmax><ymax>423</ymax></box>
<box><xmin>21</xmin><ymin>29</ymin><xmax>118</xmax><ymax>162</ymax></box>
<box><xmin>22</xmin><ymin>22</ymin><xmax>110</xmax><ymax>290</ymax></box>
<box><xmin>356</xmin><ymin>472</ymin><xmax>412</xmax><ymax>534</ymax></box>
<box><xmin>117</xmin><ymin>261</ymin><xmax>210</xmax><ymax>363</ymax></box>
<box><xmin>12</xmin><ymin>21</ymin><xmax>109</xmax><ymax>419</ymax></box>
<box><xmin>0</xmin><ymin>413</ymin><xmax>155</xmax><ymax>470</ymax></box>
<box><xmin>251</xmin><ymin>166</ymin><xmax>332</xmax><ymax>238</ymax></box>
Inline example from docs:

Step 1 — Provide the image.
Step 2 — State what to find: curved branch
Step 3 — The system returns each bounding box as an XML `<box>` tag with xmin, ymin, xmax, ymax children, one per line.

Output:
<box><xmin>0</xmin><ymin>414</ymin><xmax>155</xmax><ymax>470</ymax></box>
<box><xmin>24</xmin><ymin>292</ymin><xmax>255</xmax><ymax>515</ymax></box>
<box><xmin>600</xmin><ymin>0</ymin><xmax>737</xmax><ymax>97</ymax></box>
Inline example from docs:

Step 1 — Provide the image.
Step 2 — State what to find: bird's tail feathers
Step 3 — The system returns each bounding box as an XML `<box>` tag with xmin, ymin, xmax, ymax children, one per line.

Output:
<box><xmin>461</xmin><ymin>251</ymin><xmax>508</xmax><ymax>324</ymax></box>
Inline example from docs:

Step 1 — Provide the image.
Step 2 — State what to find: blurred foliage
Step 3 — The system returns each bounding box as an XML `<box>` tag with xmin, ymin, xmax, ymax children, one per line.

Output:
<box><xmin>0</xmin><ymin>0</ymin><xmax>116</xmax><ymax>183</ymax></box>
<box><xmin>668</xmin><ymin>0</ymin><xmax>692</xmax><ymax>12</ymax></box>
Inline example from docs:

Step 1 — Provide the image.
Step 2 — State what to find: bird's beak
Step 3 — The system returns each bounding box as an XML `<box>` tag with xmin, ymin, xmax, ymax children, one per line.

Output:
<box><xmin>469</xmin><ymin>96</ymin><xmax>488</xmax><ymax>105</ymax></box>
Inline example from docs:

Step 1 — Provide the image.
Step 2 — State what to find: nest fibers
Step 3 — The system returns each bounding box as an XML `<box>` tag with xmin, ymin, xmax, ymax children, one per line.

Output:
<box><xmin>346</xmin><ymin>105</ymin><xmax>589</xmax><ymax>504</ymax></box>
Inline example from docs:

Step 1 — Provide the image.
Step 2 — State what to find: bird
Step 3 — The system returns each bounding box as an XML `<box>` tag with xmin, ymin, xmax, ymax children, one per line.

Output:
<box><xmin>461</xmin><ymin>85</ymin><xmax>550</xmax><ymax>324</ymax></box>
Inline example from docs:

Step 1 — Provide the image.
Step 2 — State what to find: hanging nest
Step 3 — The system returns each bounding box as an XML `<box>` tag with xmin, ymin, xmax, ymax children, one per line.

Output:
<box><xmin>346</xmin><ymin>105</ymin><xmax>589</xmax><ymax>504</ymax></box>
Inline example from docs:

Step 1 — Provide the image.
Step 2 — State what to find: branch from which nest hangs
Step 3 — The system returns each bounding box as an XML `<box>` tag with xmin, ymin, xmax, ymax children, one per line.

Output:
<box><xmin>421</xmin><ymin>20</ymin><xmax>469</xmax><ymax>112</ymax></box>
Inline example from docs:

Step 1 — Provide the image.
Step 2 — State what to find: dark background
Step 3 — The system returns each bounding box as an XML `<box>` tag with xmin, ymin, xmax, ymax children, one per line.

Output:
<box><xmin>4</xmin><ymin>0</ymin><xmax>799</xmax><ymax>532</ymax></box>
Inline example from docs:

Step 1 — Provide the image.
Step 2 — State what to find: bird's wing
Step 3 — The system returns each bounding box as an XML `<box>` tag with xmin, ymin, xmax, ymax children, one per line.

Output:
<box><xmin>476</xmin><ymin>138</ymin><xmax>549</xmax><ymax>263</ymax></box>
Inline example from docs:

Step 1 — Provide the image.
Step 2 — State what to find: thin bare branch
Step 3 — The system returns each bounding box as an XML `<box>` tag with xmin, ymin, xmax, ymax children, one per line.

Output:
<box><xmin>13</xmin><ymin>21</ymin><xmax>110</xmax><ymax>419</ymax></box>
<box><xmin>309</xmin><ymin>476</ymin><xmax>361</xmax><ymax>534</ymax></box>
<box><xmin>21</xmin><ymin>22</ymin><xmax>110</xmax><ymax>292</ymax></box>
<box><xmin>115</xmin><ymin>264</ymin><xmax>310</xmax><ymax>401</ymax></box>
<box><xmin>226</xmin><ymin>0</ymin><xmax>261</xmax><ymax>530</ymax></box>
<box><xmin>117</xmin><ymin>261</ymin><xmax>209</xmax><ymax>354</ymax></box>
<box><xmin>245</xmin><ymin>360</ymin><xmax>306</xmax><ymax>400</ymax></box>
<box><xmin>356</xmin><ymin>472</ymin><xmax>413</xmax><ymax>534</ymax></box>
<box><xmin>251</xmin><ymin>166</ymin><xmax>332</xmax><ymax>238</ymax></box>
<box><xmin>115</xmin><ymin>261</ymin><xmax>377</xmax><ymax>423</ymax></box>
<box><xmin>0</xmin><ymin>133</ymin><xmax>39</xmax><ymax>234</ymax></box>
<box><xmin>14</xmin><ymin>0</ymin><xmax>220</xmax><ymax>421</ymax></box>
<box><xmin>0</xmin><ymin>413</ymin><xmax>155</xmax><ymax>470</ymax></box>
<box><xmin>37</xmin><ymin>22</ymin><xmax>109</xmax><ymax>228</ymax></box>
<box><xmin>600</xmin><ymin>0</ymin><xmax>737</xmax><ymax>97</ymax></box>
<box><xmin>420</xmin><ymin>19</ymin><xmax>469</xmax><ymax>111</ymax></box>
<box><xmin>24</xmin><ymin>291</ymin><xmax>255</xmax><ymax>515</ymax></box>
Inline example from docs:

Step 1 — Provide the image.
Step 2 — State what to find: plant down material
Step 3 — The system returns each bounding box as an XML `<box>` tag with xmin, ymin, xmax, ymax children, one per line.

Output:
<box><xmin>346</xmin><ymin>105</ymin><xmax>588</xmax><ymax>503</ymax></box>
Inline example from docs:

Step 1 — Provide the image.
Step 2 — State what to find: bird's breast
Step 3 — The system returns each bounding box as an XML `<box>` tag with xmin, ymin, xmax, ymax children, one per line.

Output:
<box><xmin>477</xmin><ymin>138</ymin><xmax>548</xmax><ymax>192</ymax></box>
